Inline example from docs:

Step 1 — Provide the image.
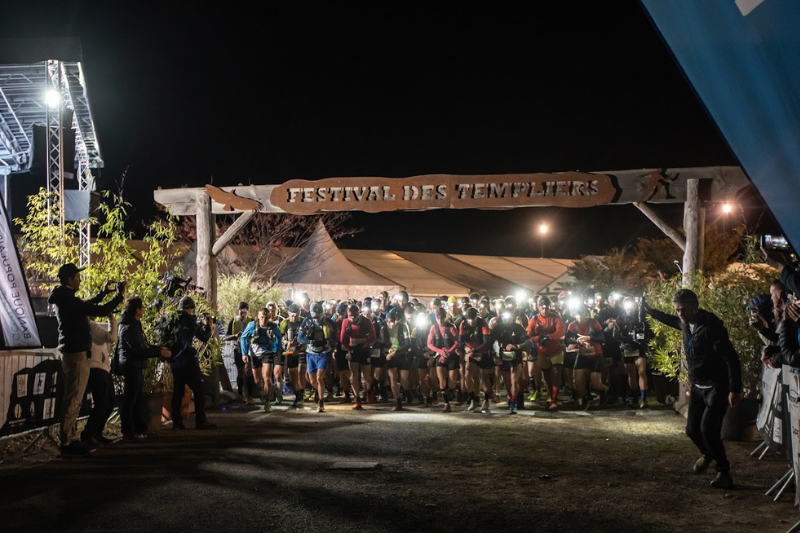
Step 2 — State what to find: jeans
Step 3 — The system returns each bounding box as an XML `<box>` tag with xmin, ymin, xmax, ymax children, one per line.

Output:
<box><xmin>121</xmin><ymin>365</ymin><xmax>148</xmax><ymax>436</ymax></box>
<box><xmin>686</xmin><ymin>384</ymin><xmax>731</xmax><ymax>472</ymax></box>
<box><xmin>59</xmin><ymin>351</ymin><xmax>91</xmax><ymax>445</ymax></box>
<box><xmin>81</xmin><ymin>368</ymin><xmax>114</xmax><ymax>441</ymax></box>
<box><xmin>171</xmin><ymin>364</ymin><xmax>207</xmax><ymax>427</ymax></box>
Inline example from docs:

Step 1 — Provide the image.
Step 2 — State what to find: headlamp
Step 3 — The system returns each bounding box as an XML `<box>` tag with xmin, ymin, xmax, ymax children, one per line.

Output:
<box><xmin>415</xmin><ymin>314</ymin><xmax>429</xmax><ymax>329</ymax></box>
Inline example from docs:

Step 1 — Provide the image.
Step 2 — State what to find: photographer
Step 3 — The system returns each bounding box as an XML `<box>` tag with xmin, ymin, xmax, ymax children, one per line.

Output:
<box><xmin>166</xmin><ymin>296</ymin><xmax>216</xmax><ymax>430</ymax></box>
<box><xmin>118</xmin><ymin>297</ymin><xmax>172</xmax><ymax>440</ymax></box>
<box><xmin>48</xmin><ymin>263</ymin><xmax>125</xmax><ymax>456</ymax></box>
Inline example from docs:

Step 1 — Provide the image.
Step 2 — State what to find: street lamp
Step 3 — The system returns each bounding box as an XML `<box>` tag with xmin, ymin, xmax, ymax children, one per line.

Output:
<box><xmin>538</xmin><ymin>223</ymin><xmax>549</xmax><ymax>258</ymax></box>
<box><xmin>721</xmin><ymin>202</ymin><xmax>732</xmax><ymax>233</ymax></box>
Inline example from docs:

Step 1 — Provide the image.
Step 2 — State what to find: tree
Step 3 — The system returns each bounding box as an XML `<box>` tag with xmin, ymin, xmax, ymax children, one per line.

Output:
<box><xmin>157</xmin><ymin>205</ymin><xmax>359</xmax><ymax>283</ymax></box>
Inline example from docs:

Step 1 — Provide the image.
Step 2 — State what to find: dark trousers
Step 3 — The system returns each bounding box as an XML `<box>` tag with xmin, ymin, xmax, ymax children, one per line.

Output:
<box><xmin>686</xmin><ymin>384</ymin><xmax>730</xmax><ymax>472</ymax></box>
<box><xmin>171</xmin><ymin>364</ymin><xmax>206</xmax><ymax>427</ymax></box>
<box><xmin>81</xmin><ymin>368</ymin><xmax>114</xmax><ymax>441</ymax></box>
<box><xmin>121</xmin><ymin>366</ymin><xmax>148</xmax><ymax>436</ymax></box>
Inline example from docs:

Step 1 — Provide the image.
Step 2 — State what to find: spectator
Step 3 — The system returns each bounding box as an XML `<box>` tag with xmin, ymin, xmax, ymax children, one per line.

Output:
<box><xmin>643</xmin><ymin>289</ymin><xmax>741</xmax><ymax>489</ymax></box>
<box><xmin>225</xmin><ymin>301</ymin><xmax>254</xmax><ymax>404</ymax></box>
<box><xmin>48</xmin><ymin>263</ymin><xmax>124</xmax><ymax>456</ymax></box>
<box><xmin>118</xmin><ymin>297</ymin><xmax>171</xmax><ymax>440</ymax></box>
<box><xmin>80</xmin><ymin>314</ymin><xmax>118</xmax><ymax>446</ymax></box>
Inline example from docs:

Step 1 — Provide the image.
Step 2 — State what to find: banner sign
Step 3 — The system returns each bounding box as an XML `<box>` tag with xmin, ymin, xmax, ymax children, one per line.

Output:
<box><xmin>0</xmin><ymin>189</ymin><xmax>41</xmax><ymax>348</ymax></box>
<box><xmin>271</xmin><ymin>172</ymin><xmax>619</xmax><ymax>215</ymax></box>
<box><xmin>781</xmin><ymin>366</ymin><xmax>800</xmax><ymax>507</ymax></box>
<box><xmin>757</xmin><ymin>365</ymin><xmax>788</xmax><ymax>456</ymax></box>
<box><xmin>0</xmin><ymin>350</ymin><xmax>93</xmax><ymax>437</ymax></box>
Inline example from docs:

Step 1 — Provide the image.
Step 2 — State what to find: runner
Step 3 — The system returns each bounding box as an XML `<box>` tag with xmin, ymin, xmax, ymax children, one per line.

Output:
<box><xmin>332</xmin><ymin>302</ymin><xmax>353</xmax><ymax>403</ymax></box>
<box><xmin>340</xmin><ymin>304</ymin><xmax>377</xmax><ymax>410</ymax></box>
<box><xmin>280</xmin><ymin>304</ymin><xmax>308</xmax><ymax>408</ymax></box>
<box><xmin>364</xmin><ymin>301</ymin><xmax>387</xmax><ymax>403</ymax></box>
<box><xmin>491</xmin><ymin>309</ymin><xmax>531</xmax><ymax>414</ymax></box>
<box><xmin>240</xmin><ymin>308</ymin><xmax>283</xmax><ymax>413</ymax></box>
<box><xmin>527</xmin><ymin>296</ymin><xmax>566</xmax><ymax>411</ymax></box>
<box><xmin>298</xmin><ymin>302</ymin><xmax>336</xmax><ymax>413</ymax></box>
<box><xmin>459</xmin><ymin>307</ymin><xmax>493</xmax><ymax>412</ymax></box>
<box><xmin>614</xmin><ymin>297</ymin><xmax>651</xmax><ymax>408</ymax></box>
<box><xmin>384</xmin><ymin>308</ymin><xmax>413</xmax><ymax>411</ymax></box>
<box><xmin>565</xmin><ymin>304</ymin><xmax>605</xmax><ymax>411</ymax></box>
<box><xmin>427</xmin><ymin>307</ymin><xmax>459</xmax><ymax>412</ymax></box>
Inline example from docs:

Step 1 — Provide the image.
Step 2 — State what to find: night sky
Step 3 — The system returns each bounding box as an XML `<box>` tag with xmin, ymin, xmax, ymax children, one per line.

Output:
<box><xmin>1</xmin><ymin>2</ymin><xmax>778</xmax><ymax>258</ymax></box>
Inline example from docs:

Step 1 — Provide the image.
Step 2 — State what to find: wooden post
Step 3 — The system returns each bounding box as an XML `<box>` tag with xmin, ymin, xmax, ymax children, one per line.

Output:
<box><xmin>196</xmin><ymin>190</ymin><xmax>217</xmax><ymax>309</ymax></box>
<box><xmin>682</xmin><ymin>179</ymin><xmax>705</xmax><ymax>287</ymax></box>
<box><xmin>633</xmin><ymin>202</ymin><xmax>686</xmax><ymax>251</ymax></box>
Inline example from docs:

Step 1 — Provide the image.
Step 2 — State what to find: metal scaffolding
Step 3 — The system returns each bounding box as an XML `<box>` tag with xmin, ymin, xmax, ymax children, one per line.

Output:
<box><xmin>0</xmin><ymin>41</ymin><xmax>103</xmax><ymax>267</ymax></box>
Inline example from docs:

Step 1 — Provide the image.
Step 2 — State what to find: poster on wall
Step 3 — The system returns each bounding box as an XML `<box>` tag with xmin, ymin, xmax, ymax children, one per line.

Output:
<box><xmin>0</xmin><ymin>351</ymin><xmax>92</xmax><ymax>437</ymax></box>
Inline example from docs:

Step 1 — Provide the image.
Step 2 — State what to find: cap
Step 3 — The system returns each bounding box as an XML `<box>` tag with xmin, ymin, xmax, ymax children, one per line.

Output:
<box><xmin>179</xmin><ymin>296</ymin><xmax>196</xmax><ymax>310</ymax></box>
<box><xmin>288</xmin><ymin>304</ymin><xmax>301</xmax><ymax>314</ymax></box>
<box><xmin>310</xmin><ymin>302</ymin><xmax>324</xmax><ymax>317</ymax></box>
<box><xmin>58</xmin><ymin>263</ymin><xmax>85</xmax><ymax>282</ymax></box>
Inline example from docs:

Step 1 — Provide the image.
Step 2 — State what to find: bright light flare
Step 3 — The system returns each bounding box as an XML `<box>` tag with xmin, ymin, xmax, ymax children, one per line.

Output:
<box><xmin>538</xmin><ymin>223</ymin><xmax>549</xmax><ymax>235</ymax></box>
<box><xmin>722</xmin><ymin>202</ymin><xmax>732</xmax><ymax>214</ymax></box>
<box><xmin>45</xmin><ymin>90</ymin><xmax>61</xmax><ymax>108</ymax></box>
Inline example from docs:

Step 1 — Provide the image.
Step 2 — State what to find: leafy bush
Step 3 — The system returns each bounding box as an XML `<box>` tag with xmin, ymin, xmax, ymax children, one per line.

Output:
<box><xmin>216</xmin><ymin>272</ymin><xmax>283</xmax><ymax>322</ymax></box>
<box><xmin>644</xmin><ymin>237</ymin><xmax>774</xmax><ymax>399</ymax></box>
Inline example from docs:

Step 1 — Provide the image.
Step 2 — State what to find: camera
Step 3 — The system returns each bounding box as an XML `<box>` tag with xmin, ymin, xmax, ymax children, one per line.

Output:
<box><xmin>761</xmin><ymin>234</ymin><xmax>790</xmax><ymax>251</ymax></box>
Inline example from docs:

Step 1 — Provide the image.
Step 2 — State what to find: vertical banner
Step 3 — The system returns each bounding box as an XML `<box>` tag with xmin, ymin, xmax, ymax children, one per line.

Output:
<box><xmin>781</xmin><ymin>366</ymin><xmax>800</xmax><ymax>507</ymax></box>
<box><xmin>0</xmin><ymin>189</ymin><xmax>40</xmax><ymax>348</ymax></box>
<box><xmin>757</xmin><ymin>365</ymin><xmax>787</xmax><ymax>455</ymax></box>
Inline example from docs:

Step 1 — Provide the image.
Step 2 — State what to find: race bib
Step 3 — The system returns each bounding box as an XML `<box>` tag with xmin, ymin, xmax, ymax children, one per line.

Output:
<box><xmin>579</xmin><ymin>346</ymin><xmax>596</xmax><ymax>356</ymax></box>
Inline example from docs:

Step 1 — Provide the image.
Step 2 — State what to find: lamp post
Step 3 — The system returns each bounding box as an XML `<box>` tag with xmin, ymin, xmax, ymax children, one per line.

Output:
<box><xmin>538</xmin><ymin>223</ymin><xmax>548</xmax><ymax>258</ymax></box>
<box><xmin>721</xmin><ymin>202</ymin><xmax>732</xmax><ymax>233</ymax></box>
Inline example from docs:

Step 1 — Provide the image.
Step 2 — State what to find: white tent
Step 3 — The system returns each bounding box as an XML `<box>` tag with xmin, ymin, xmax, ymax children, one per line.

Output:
<box><xmin>277</xmin><ymin>222</ymin><xmax>402</xmax><ymax>301</ymax></box>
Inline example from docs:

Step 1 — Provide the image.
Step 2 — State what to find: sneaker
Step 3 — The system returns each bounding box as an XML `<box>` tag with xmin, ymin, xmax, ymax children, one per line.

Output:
<box><xmin>710</xmin><ymin>471</ymin><xmax>734</xmax><ymax>489</ymax></box>
<box><xmin>392</xmin><ymin>404</ymin><xmax>404</xmax><ymax>412</ymax></box>
<box><xmin>425</xmin><ymin>397</ymin><xmax>433</xmax><ymax>408</ymax></box>
<box><xmin>442</xmin><ymin>404</ymin><xmax>452</xmax><ymax>413</ymax></box>
<box><xmin>245</xmin><ymin>397</ymin><xmax>256</xmax><ymax>405</ymax></box>
<box><xmin>432</xmin><ymin>396</ymin><xmax>440</xmax><ymax>406</ymax></box>
<box><xmin>352</xmin><ymin>401</ymin><xmax>363</xmax><ymax>410</ymax></box>
<box><xmin>467</xmin><ymin>399</ymin><xmax>477</xmax><ymax>412</ymax></box>
<box><xmin>60</xmin><ymin>441</ymin><xmax>93</xmax><ymax>456</ymax></box>
<box><xmin>581</xmin><ymin>396</ymin><xmax>592</xmax><ymax>412</ymax></box>
<box><xmin>546</xmin><ymin>402</ymin><xmax>558</xmax><ymax>411</ymax></box>
<box><xmin>638</xmin><ymin>398</ymin><xmax>649</xmax><ymax>409</ymax></box>
<box><xmin>480</xmin><ymin>399</ymin><xmax>490</xmax><ymax>413</ymax></box>
<box><xmin>263</xmin><ymin>403</ymin><xmax>272</xmax><ymax>413</ymax></box>
<box><xmin>509</xmin><ymin>403</ymin><xmax>517</xmax><ymax>415</ymax></box>
<box><xmin>135</xmin><ymin>433</ymin><xmax>148</xmax><ymax>439</ymax></box>
<box><xmin>196</xmin><ymin>421</ymin><xmax>217</xmax><ymax>430</ymax></box>
<box><xmin>274</xmin><ymin>388</ymin><xmax>283</xmax><ymax>405</ymax></box>
<box><xmin>693</xmin><ymin>456</ymin><xmax>711</xmax><ymax>474</ymax></box>
<box><xmin>491</xmin><ymin>394</ymin><xmax>500</xmax><ymax>404</ymax></box>
<box><xmin>325</xmin><ymin>391</ymin><xmax>335</xmax><ymax>402</ymax></box>
<box><xmin>366</xmin><ymin>391</ymin><xmax>377</xmax><ymax>404</ymax></box>
<box><xmin>530</xmin><ymin>390</ymin><xmax>541</xmax><ymax>402</ymax></box>
<box><xmin>317</xmin><ymin>403</ymin><xmax>325</xmax><ymax>413</ymax></box>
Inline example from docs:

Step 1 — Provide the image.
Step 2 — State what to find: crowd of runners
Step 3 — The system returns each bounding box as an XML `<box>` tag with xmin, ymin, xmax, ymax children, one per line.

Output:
<box><xmin>225</xmin><ymin>289</ymin><xmax>654</xmax><ymax>415</ymax></box>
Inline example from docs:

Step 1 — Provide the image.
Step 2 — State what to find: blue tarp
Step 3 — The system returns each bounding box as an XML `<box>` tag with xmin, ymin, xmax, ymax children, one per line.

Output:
<box><xmin>641</xmin><ymin>0</ymin><xmax>800</xmax><ymax>249</ymax></box>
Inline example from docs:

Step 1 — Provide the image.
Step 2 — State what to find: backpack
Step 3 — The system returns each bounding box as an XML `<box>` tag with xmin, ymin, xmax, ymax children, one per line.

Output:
<box><xmin>110</xmin><ymin>341</ymin><xmax>122</xmax><ymax>376</ymax></box>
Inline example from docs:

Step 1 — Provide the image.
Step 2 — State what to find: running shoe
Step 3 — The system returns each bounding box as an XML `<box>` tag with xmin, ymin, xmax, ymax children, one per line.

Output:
<box><xmin>546</xmin><ymin>402</ymin><xmax>558</xmax><ymax>411</ymax></box>
<box><xmin>529</xmin><ymin>390</ymin><xmax>540</xmax><ymax>402</ymax></box>
<box><xmin>274</xmin><ymin>388</ymin><xmax>283</xmax><ymax>405</ymax></box>
<box><xmin>392</xmin><ymin>404</ymin><xmax>404</xmax><ymax>412</ymax></box>
<box><xmin>317</xmin><ymin>403</ymin><xmax>325</xmax><ymax>413</ymax></box>
<box><xmin>480</xmin><ymin>399</ymin><xmax>490</xmax><ymax>413</ymax></box>
<box><xmin>325</xmin><ymin>391</ymin><xmax>335</xmax><ymax>402</ymax></box>
<box><xmin>263</xmin><ymin>403</ymin><xmax>272</xmax><ymax>413</ymax></box>
<box><xmin>245</xmin><ymin>396</ymin><xmax>256</xmax><ymax>405</ymax></box>
<box><xmin>491</xmin><ymin>394</ymin><xmax>501</xmax><ymax>404</ymax></box>
<box><xmin>582</xmin><ymin>396</ymin><xmax>591</xmax><ymax>412</ymax></box>
<box><xmin>509</xmin><ymin>403</ymin><xmax>517</xmax><ymax>415</ymax></box>
<box><xmin>366</xmin><ymin>391</ymin><xmax>377</xmax><ymax>404</ymax></box>
<box><xmin>442</xmin><ymin>404</ymin><xmax>452</xmax><ymax>413</ymax></box>
<box><xmin>352</xmin><ymin>401</ymin><xmax>363</xmax><ymax>410</ymax></box>
<box><xmin>638</xmin><ymin>398</ymin><xmax>649</xmax><ymax>409</ymax></box>
<box><xmin>467</xmin><ymin>399</ymin><xmax>477</xmax><ymax>412</ymax></box>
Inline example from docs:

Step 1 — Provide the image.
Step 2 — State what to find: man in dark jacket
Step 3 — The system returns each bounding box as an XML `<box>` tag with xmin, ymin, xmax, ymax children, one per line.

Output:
<box><xmin>644</xmin><ymin>289</ymin><xmax>742</xmax><ymax>489</ymax></box>
<box><xmin>165</xmin><ymin>296</ymin><xmax>216</xmax><ymax>430</ymax></box>
<box><xmin>48</xmin><ymin>263</ymin><xmax>124</xmax><ymax>456</ymax></box>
